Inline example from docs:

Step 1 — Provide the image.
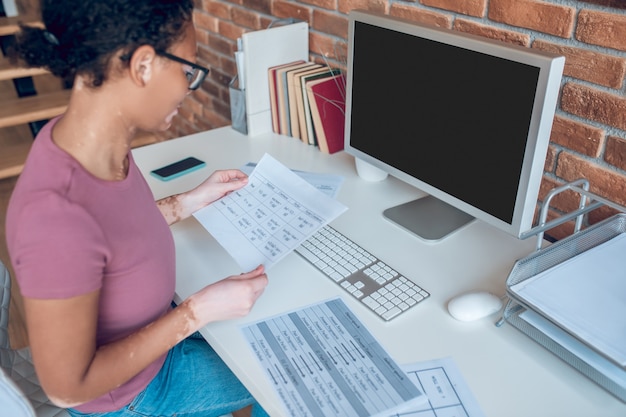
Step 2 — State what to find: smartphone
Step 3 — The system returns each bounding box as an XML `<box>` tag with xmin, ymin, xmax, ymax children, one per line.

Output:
<box><xmin>150</xmin><ymin>157</ymin><xmax>206</xmax><ymax>181</ymax></box>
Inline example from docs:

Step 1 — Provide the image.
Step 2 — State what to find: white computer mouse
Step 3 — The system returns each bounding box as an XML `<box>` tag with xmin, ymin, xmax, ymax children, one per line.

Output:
<box><xmin>447</xmin><ymin>291</ymin><xmax>503</xmax><ymax>322</ymax></box>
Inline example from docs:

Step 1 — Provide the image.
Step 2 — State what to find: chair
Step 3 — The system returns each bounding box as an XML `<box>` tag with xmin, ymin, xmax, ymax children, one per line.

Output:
<box><xmin>0</xmin><ymin>259</ymin><xmax>69</xmax><ymax>417</ymax></box>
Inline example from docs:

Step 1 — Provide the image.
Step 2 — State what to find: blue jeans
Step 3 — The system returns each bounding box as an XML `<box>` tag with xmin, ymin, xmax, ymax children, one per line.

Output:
<box><xmin>67</xmin><ymin>333</ymin><xmax>269</xmax><ymax>417</ymax></box>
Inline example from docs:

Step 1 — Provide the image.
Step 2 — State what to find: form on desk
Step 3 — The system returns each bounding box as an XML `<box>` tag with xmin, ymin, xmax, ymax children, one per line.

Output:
<box><xmin>242</xmin><ymin>298</ymin><xmax>427</xmax><ymax>417</ymax></box>
<box><xmin>396</xmin><ymin>357</ymin><xmax>486</xmax><ymax>417</ymax></box>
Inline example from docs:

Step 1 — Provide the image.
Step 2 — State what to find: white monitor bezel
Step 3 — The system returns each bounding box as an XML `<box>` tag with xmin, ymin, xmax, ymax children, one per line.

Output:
<box><xmin>343</xmin><ymin>10</ymin><xmax>565</xmax><ymax>239</ymax></box>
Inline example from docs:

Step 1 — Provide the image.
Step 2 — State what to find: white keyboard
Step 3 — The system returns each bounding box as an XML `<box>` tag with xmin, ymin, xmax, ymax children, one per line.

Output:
<box><xmin>295</xmin><ymin>225</ymin><xmax>430</xmax><ymax>321</ymax></box>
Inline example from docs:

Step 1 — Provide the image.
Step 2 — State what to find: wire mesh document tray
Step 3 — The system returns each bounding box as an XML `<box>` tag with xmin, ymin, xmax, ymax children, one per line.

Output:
<box><xmin>501</xmin><ymin>180</ymin><xmax>626</xmax><ymax>402</ymax></box>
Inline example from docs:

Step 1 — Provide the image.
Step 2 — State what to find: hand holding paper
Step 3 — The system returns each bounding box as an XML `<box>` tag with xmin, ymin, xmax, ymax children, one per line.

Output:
<box><xmin>193</xmin><ymin>153</ymin><xmax>347</xmax><ymax>270</ymax></box>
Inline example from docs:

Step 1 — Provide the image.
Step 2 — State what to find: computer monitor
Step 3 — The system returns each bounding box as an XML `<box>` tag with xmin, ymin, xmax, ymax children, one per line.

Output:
<box><xmin>344</xmin><ymin>10</ymin><xmax>565</xmax><ymax>242</ymax></box>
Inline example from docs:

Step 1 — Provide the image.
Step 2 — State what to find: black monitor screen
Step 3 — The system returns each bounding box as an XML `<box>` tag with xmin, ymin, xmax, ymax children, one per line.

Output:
<box><xmin>349</xmin><ymin>22</ymin><xmax>540</xmax><ymax>224</ymax></box>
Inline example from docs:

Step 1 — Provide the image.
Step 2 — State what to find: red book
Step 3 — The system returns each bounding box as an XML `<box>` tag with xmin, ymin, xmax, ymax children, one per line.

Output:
<box><xmin>305</xmin><ymin>73</ymin><xmax>346</xmax><ymax>154</ymax></box>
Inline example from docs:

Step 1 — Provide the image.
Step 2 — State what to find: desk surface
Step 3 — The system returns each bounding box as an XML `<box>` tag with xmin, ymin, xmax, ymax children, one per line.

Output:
<box><xmin>132</xmin><ymin>127</ymin><xmax>625</xmax><ymax>417</ymax></box>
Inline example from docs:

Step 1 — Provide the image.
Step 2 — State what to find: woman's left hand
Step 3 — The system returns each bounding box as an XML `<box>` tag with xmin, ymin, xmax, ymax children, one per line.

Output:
<box><xmin>190</xmin><ymin>169</ymin><xmax>249</xmax><ymax>207</ymax></box>
<box><xmin>157</xmin><ymin>169</ymin><xmax>248</xmax><ymax>224</ymax></box>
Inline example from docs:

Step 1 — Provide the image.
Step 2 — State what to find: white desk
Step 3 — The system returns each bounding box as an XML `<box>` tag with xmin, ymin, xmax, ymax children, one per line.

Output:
<box><xmin>132</xmin><ymin>127</ymin><xmax>626</xmax><ymax>417</ymax></box>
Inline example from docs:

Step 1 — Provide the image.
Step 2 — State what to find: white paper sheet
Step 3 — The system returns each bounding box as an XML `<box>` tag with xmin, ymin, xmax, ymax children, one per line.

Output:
<box><xmin>510</xmin><ymin>234</ymin><xmax>626</xmax><ymax>366</ymax></box>
<box><xmin>393</xmin><ymin>357</ymin><xmax>486</xmax><ymax>417</ymax></box>
<box><xmin>242</xmin><ymin>298</ymin><xmax>428</xmax><ymax>417</ymax></box>
<box><xmin>520</xmin><ymin>309</ymin><xmax>626</xmax><ymax>388</ymax></box>
<box><xmin>239</xmin><ymin>162</ymin><xmax>344</xmax><ymax>198</ymax></box>
<box><xmin>193</xmin><ymin>153</ymin><xmax>347</xmax><ymax>271</ymax></box>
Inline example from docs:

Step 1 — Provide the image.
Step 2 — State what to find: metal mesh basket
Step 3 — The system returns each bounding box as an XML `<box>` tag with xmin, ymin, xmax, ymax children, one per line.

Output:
<box><xmin>503</xmin><ymin>213</ymin><xmax>626</xmax><ymax>402</ymax></box>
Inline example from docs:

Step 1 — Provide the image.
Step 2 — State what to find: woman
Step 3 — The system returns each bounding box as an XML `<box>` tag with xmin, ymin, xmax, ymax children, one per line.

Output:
<box><xmin>6</xmin><ymin>1</ymin><xmax>269</xmax><ymax>416</ymax></box>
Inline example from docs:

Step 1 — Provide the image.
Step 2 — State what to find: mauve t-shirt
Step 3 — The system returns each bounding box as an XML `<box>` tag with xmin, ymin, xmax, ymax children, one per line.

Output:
<box><xmin>6</xmin><ymin>117</ymin><xmax>175</xmax><ymax>412</ymax></box>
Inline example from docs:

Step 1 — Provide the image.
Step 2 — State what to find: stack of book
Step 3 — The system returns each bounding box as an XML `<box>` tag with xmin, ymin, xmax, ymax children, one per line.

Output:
<box><xmin>268</xmin><ymin>61</ymin><xmax>346</xmax><ymax>154</ymax></box>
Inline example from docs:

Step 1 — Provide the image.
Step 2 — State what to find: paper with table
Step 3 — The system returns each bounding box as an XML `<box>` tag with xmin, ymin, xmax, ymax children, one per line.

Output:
<box><xmin>192</xmin><ymin>153</ymin><xmax>347</xmax><ymax>271</ymax></box>
<box><xmin>239</xmin><ymin>161</ymin><xmax>344</xmax><ymax>199</ymax></box>
<box><xmin>242</xmin><ymin>298</ymin><xmax>485</xmax><ymax>417</ymax></box>
<box><xmin>242</xmin><ymin>298</ymin><xmax>428</xmax><ymax>417</ymax></box>
<box><xmin>395</xmin><ymin>357</ymin><xmax>486</xmax><ymax>417</ymax></box>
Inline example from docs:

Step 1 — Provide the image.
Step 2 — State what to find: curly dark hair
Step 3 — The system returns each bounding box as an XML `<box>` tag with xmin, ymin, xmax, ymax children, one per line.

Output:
<box><xmin>12</xmin><ymin>0</ymin><xmax>195</xmax><ymax>88</ymax></box>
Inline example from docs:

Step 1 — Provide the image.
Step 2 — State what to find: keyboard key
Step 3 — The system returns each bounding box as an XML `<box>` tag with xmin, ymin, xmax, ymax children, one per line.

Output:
<box><xmin>295</xmin><ymin>225</ymin><xmax>429</xmax><ymax>321</ymax></box>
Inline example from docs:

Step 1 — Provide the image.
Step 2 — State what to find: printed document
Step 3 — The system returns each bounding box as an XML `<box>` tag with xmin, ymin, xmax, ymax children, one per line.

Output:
<box><xmin>242</xmin><ymin>298</ymin><xmax>428</xmax><ymax>417</ymax></box>
<box><xmin>394</xmin><ymin>357</ymin><xmax>486</xmax><ymax>417</ymax></box>
<box><xmin>239</xmin><ymin>161</ymin><xmax>344</xmax><ymax>198</ymax></box>
<box><xmin>193</xmin><ymin>153</ymin><xmax>347</xmax><ymax>270</ymax></box>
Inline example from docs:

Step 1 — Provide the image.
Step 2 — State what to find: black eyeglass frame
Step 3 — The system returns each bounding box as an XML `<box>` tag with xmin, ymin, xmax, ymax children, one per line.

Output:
<box><xmin>156</xmin><ymin>50</ymin><xmax>210</xmax><ymax>91</ymax></box>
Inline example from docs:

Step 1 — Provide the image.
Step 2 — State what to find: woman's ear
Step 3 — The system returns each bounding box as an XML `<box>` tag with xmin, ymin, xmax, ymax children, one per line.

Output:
<box><xmin>128</xmin><ymin>45</ymin><xmax>157</xmax><ymax>87</ymax></box>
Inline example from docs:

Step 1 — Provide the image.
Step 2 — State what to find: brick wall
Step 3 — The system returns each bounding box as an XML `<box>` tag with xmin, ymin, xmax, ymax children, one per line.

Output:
<box><xmin>169</xmin><ymin>0</ymin><xmax>626</xmax><ymax>240</ymax></box>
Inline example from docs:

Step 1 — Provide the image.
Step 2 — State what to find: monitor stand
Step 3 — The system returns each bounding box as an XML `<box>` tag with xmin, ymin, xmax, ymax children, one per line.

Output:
<box><xmin>383</xmin><ymin>196</ymin><xmax>475</xmax><ymax>242</ymax></box>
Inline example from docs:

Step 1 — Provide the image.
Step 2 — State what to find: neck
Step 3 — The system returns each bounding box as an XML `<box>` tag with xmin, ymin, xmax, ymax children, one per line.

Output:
<box><xmin>53</xmin><ymin>77</ymin><xmax>136</xmax><ymax>181</ymax></box>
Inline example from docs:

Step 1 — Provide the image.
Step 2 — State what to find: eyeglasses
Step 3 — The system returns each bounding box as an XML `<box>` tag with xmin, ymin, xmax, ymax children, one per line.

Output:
<box><xmin>156</xmin><ymin>50</ymin><xmax>210</xmax><ymax>91</ymax></box>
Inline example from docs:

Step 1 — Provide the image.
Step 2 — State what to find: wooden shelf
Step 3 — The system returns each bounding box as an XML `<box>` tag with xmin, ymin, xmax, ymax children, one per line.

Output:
<box><xmin>0</xmin><ymin>89</ymin><xmax>70</xmax><ymax>128</ymax></box>
<box><xmin>0</xmin><ymin>55</ymin><xmax>48</xmax><ymax>81</ymax></box>
<box><xmin>0</xmin><ymin>10</ymin><xmax>162</xmax><ymax>181</ymax></box>
<box><xmin>0</xmin><ymin>124</ymin><xmax>32</xmax><ymax>179</ymax></box>
<box><xmin>0</xmin><ymin>15</ymin><xmax>43</xmax><ymax>36</ymax></box>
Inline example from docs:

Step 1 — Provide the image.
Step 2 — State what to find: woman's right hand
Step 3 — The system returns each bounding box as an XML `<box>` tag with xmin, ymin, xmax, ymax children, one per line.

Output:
<box><xmin>185</xmin><ymin>265</ymin><xmax>268</xmax><ymax>328</ymax></box>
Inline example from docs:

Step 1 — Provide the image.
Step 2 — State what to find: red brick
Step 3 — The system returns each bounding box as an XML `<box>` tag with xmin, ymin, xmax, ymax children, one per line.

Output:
<box><xmin>533</xmin><ymin>40</ymin><xmax>626</xmax><ymax>89</ymax></box>
<box><xmin>556</xmin><ymin>151</ymin><xmax>626</xmax><ymax>207</ymax></box>
<box><xmin>218</xmin><ymin>20</ymin><xmax>246</xmax><ymax>41</ymax></box>
<box><xmin>231</xmin><ymin>7</ymin><xmax>262</xmax><ymax>29</ymax></box>
<box><xmin>550</xmin><ymin>116</ymin><xmax>604</xmax><ymax>158</ymax></box>
<box><xmin>536</xmin><ymin>176</ymin><xmax>623</xmax><ymax>239</ymax></box>
<box><xmin>309</xmin><ymin>32</ymin><xmax>347</xmax><ymax>67</ymax></box>
<box><xmin>197</xmin><ymin>44</ymin><xmax>224</xmax><ymax>70</ymax></box>
<box><xmin>272</xmin><ymin>1</ymin><xmax>311</xmax><ymax>22</ymax></box>
<box><xmin>389</xmin><ymin>4</ymin><xmax>452</xmax><ymax>29</ymax></box>
<box><xmin>300</xmin><ymin>0</ymin><xmax>336</xmax><ymax>10</ymax></box>
<box><xmin>576</xmin><ymin>0</ymin><xmax>626</xmax><ymax>9</ymax></box>
<box><xmin>488</xmin><ymin>0</ymin><xmax>575</xmax><ymax>38</ymax></box>
<box><xmin>194</xmin><ymin>10</ymin><xmax>220</xmax><ymax>33</ymax></box>
<box><xmin>576</xmin><ymin>9</ymin><xmax>626</xmax><ymax>52</ymax></box>
<box><xmin>536</xmin><ymin>177</ymin><xmax>578</xmax><ymax>239</ymax></box>
<box><xmin>543</xmin><ymin>208</ymin><xmax>577</xmax><ymax>240</ymax></box>
<box><xmin>561</xmin><ymin>83</ymin><xmax>626</xmax><ymax>131</ymax></box>
<box><xmin>453</xmin><ymin>19</ymin><xmax>529</xmax><ymax>46</ymax></box>
<box><xmin>587</xmin><ymin>204</ymin><xmax>621</xmax><ymax>225</ymax></box>
<box><xmin>241</xmin><ymin>0</ymin><xmax>271</xmax><ymax>15</ymax></box>
<box><xmin>545</xmin><ymin>146</ymin><xmax>557</xmax><ymax>173</ymax></box>
<box><xmin>195</xmin><ymin>29</ymin><xmax>210</xmax><ymax>45</ymax></box>
<box><xmin>420</xmin><ymin>0</ymin><xmax>487</xmax><ymax>17</ymax></box>
<box><xmin>339</xmin><ymin>1</ymin><xmax>388</xmax><ymax>15</ymax></box>
<box><xmin>538</xmin><ymin>177</ymin><xmax>580</xmax><ymax>213</ymax></box>
<box><xmin>605</xmin><ymin>135</ymin><xmax>626</xmax><ymax>171</ymax></box>
<box><xmin>312</xmin><ymin>9</ymin><xmax>348</xmax><ymax>38</ymax></box>
<box><xmin>200</xmin><ymin>1</ymin><xmax>231</xmax><ymax>20</ymax></box>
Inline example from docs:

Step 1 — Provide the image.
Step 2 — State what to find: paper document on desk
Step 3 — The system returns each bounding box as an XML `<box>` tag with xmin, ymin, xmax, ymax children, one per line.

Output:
<box><xmin>193</xmin><ymin>153</ymin><xmax>347</xmax><ymax>271</ymax></box>
<box><xmin>242</xmin><ymin>298</ymin><xmax>428</xmax><ymax>417</ymax></box>
<box><xmin>396</xmin><ymin>357</ymin><xmax>486</xmax><ymax>417</ymax></box>
<box><xmin>520</xmin><ymin>309</ymin><xmax>626</xmax><ymax>387</ymax></box>
<box><xmin>510</xmin><ymin>233</ymin><xmax>626</xmax><ymax>367</ymax></box>
<box><xmin>239</xmin><ymin>161</ymin><xmax>344</xmax><ymax>198</ymax></box>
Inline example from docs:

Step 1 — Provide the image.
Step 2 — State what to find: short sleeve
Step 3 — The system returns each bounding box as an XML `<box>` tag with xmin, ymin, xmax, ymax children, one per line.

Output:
<box><xmin>10</xmin><ymin>192</ymin><xmax>110</xmax><ymax>299</ymax></box>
